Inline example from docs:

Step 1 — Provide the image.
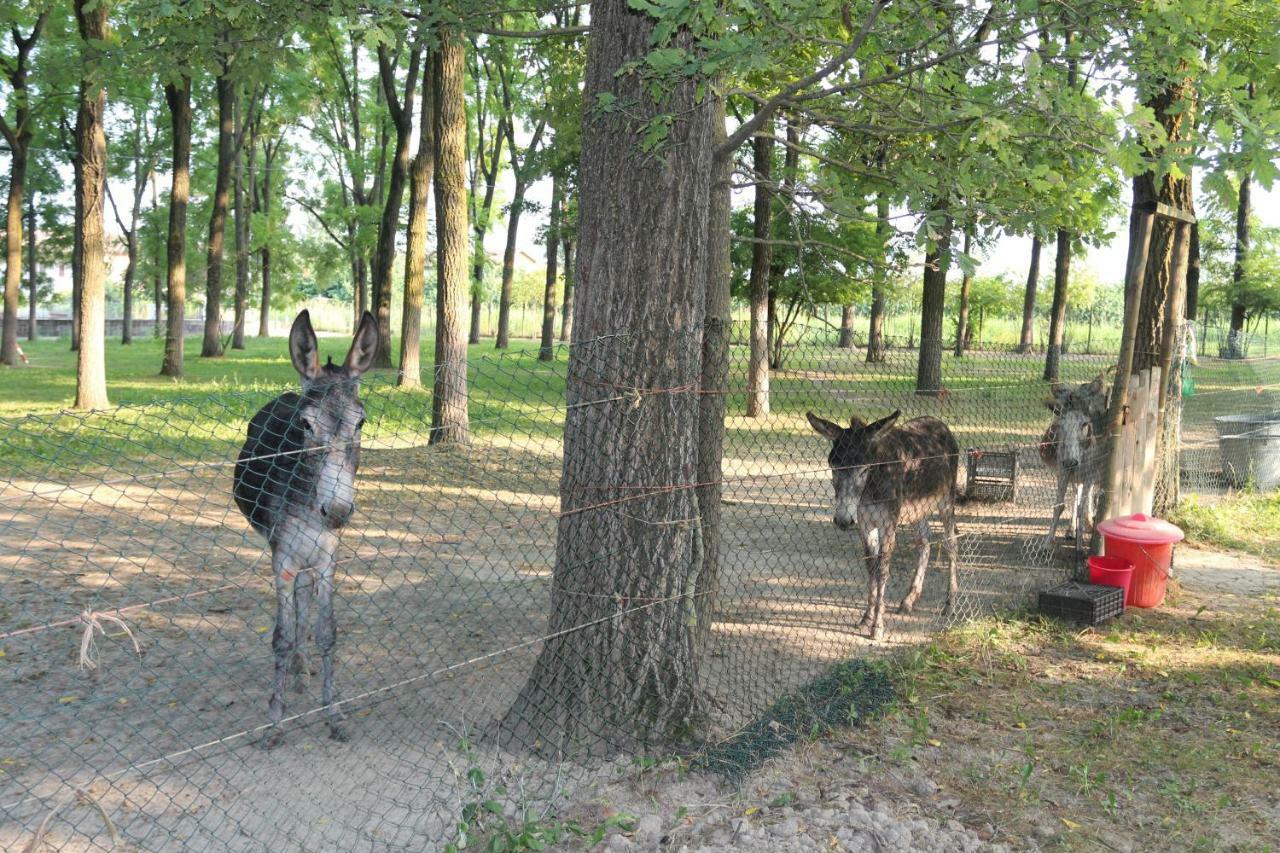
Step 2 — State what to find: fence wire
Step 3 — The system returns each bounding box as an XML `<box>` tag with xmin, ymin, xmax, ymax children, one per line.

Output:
<box><xmin>1</xmin><ymin>327</ymin><xmax>1278</xmax><ymax>850</ymax></box>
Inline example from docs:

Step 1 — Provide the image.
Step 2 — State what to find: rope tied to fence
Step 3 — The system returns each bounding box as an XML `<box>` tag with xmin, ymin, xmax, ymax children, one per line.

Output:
<box><xmin>77</xmin><ymin>610</ymin><xmax>143</xmax><ymax>671</ymax></box>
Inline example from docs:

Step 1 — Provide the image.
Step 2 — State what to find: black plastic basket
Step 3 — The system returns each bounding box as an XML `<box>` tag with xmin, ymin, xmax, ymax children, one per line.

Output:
<box><xmin>965</xmin><ymin>447</ymin><xmax>1018</xmax><ymax>502</ymax></box>
<box><xmin>1038</xmin><ymin>581</ymin><xmax>1125</xmax><ymax>626</ymax></box>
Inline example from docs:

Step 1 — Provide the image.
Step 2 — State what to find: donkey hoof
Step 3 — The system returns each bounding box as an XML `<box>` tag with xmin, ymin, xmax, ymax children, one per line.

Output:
<box><xmin>867</xmin><ymin>625</ymin><xmax>885</xmax><ymax>642</ymax></box>
<box><xmin>328</xmin><ymin>722</ymin><xmax>350</xmax><ymax>743</ymax></box>
<box><xmin>290</xmin><ymin>676</ymin><xmax>307</xmax><ymax>695</ymax></box>
<box><xmin>288</xmin><ymin>652</ymin><xmax>308</xmax><ymax>676</ymax></box>
<box><xmin>257</xmin><ymin>727</ymin><xmax>286</xmax><ymax>751</ymax></box>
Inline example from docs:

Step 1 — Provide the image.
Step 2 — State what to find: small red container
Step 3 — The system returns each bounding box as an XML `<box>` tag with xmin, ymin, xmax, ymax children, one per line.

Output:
<box><xmin>1096</xmin><ymin>513</ymin><xmax>1185</xmax><ymax>608</ymax></box>
<box><xmin>1088</xmin><ymin>555</ymin><xmax>1136</xmax><ymax>605</ymax></box>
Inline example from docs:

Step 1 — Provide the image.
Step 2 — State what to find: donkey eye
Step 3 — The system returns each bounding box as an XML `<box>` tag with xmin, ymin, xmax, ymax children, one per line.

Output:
<box><xmin>298</xmin><ymin>416</ymin><xmax>314</xmax><ymax>433</ymax></box>
<box><xmin>356</xmin><ymin>417</ymin><xmax>366</xmax><ymax>431</ymax></box>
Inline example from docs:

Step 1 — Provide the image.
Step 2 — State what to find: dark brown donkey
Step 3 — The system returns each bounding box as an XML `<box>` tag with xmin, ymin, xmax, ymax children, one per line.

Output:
<box><xmin>807</xmin><ymin>411</ymin><xmax>960</xmax><ymax>640</ymax></box>
<box><xmin>234</xmin><ymin>310</ymin><xmax>377</xmax><ymax>748</ymax></box>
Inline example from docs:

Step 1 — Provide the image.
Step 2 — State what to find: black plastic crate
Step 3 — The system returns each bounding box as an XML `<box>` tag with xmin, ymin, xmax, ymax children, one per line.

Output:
<box><xmin>1038</xmin><ymin>581</ymin><xmax>1125</xmax><ymax>625</ymax></box>
<box><xmin>965</xmin><ymin>447</ymin><xmax>1018</xmax><ymax>502</ymax></box>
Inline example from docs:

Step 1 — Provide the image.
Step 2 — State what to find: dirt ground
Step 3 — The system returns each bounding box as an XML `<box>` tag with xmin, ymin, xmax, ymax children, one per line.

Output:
<box><xmin>0</xmin><ymin>407</ymin><xmax>1090</xmax><ymax>852</ymax></box>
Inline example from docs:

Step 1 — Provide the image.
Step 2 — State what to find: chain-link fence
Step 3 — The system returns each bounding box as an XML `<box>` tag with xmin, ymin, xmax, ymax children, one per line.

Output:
<box><xmin>2</xmin><ymin>327</ymin><xmax>1278</xmax><ymax>850</ymax></box>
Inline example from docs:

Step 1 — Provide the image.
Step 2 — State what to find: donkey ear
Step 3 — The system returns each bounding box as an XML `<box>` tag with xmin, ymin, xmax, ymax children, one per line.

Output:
<box><xmin>289</xmin><ymin>310</ymin><xmax>321</xmax><ymax>381</ymax></box>
<box><xmin>806</xmin><ymin>412</ymin><xmax>844</xmax><ymax>441</ymax></box>
<box><xmin>867</xmin><ymin>410</ymin><xmax>900</xmax><ymax>435</ymax></box>
<box><xmin>1087</xmin><ymin>374</ymin><xmax>1106</xmax><ymax>396</ymax></box>
<box><xmin>343</xmin><ymin>311</ymin><xmax>379</xmax><ymax>377</ymax></box>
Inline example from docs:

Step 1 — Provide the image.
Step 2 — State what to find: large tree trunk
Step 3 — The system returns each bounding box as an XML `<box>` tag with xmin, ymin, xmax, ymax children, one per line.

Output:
<box><xmin>202</xmin><ymin>73</ymin><xmax>234</xmax><ymax>358</ymax></box>
<box><xmin>504</xmin><ymin>0</ymin><xmax>716</xmax><ymax>752</ymax></box>
<box><xmin>495</xmin><ymin>182</ymin><xmax>528</xmax><ymax>348</ymax></box>
<box><xmin>838</xmin><ymin>305</ymin><xmax>854</xmax><ymax>348</ymax></box>
<box><xmin>429</xmin><ymin>34</ymin><xmax>470</xmax><ymax>444</ymax></box>
<box><xmin>121</xmin><ymin>233</ymin><xmax>136</xmax><ymax>345</ymax></box>
<box><xmin>746</xmin><ymin>119</ymin><xmax>772</xmax><ymax>417</ymax></box>
<box><xmin>954</xmin><ymin>227</ymin><xmax>974</xmax><ymax>357</ymax></box>
<box><xmin>232</xmin><ymin>101</ymin><xmax>249</xmax><ymax>350</ymax></box>
<box><xmin>696</xmin><ymin>96</ymin><xmax>730</xmax><ymax>649</ymax></box>
<box><xmin>73</xmin><ymin>0</ymin><xmax>109</xmax><ymax>409</ymax></box>
<box><xmin>258</xmin><ymin>144</ymin><xmax>274</xmax><ymax>337</ymax></box>
<box><xmin>2</xmin><ymin>134</ymin><xmax>27</xmax><ymax>365</ymax></box>
<box><xmin>1017</xmin><ymin>236</ymin><xmax>1041</xmax><ymax>353</ymax></box>
<box><xmin>151</xmin><ymin>173</ymin><xmax>161</xmax><ymax>338</ymax></box>
<box><xmin>1185</xmin><ymin>219</ymin><xmax>1200</xmax><ymax>321</ymax></box>
<box><xmin>161</xmin><ymin>79</ymin><xmax>192</xmax><ymax>378</ymax></box>
<box><xmin>1228</xmin><ymin>173</ymin><xmax>1250</xmax><ymax>351</ymax></box>
<box><xmin>539</xmin><ymin>174</ymin><xmax>561</xmax><ymax>361</ymax></box>
<box><xmin>915</xmin><ymin>213</ymin><xmax>952</xmax><ymax>394</ymax></box>
<box><xmin>1043</xmin><ymin>228</ymin><xmax>1072</xmax><ymax>380</ymax></box>
<box><xmin>71</xmin><ymin>139</ymin><xmax>83</xmax><ymax>352</ymax></box>
<box><xmin>560</xmin><ymin>235</ymin><xmax>575</xmax><ymax>341</ymax></box>
<box><xmin>27</xmin><ymin>195</ymin><xmax>38</xmax><ymax>341</ymax></box>
<box><xmin>866</xmin><ymin>191</ymin><xmax>889</xmax><ymax>363</ymax></box>
<box><xmin>373</xmin><ymin>43</ymin><xmax>423</xmax><ymax>368</ymax></box>
<box><xmin>399</xmin><ymin>57</ymin><xmax>434</xmax><ymax>388</ymax></box>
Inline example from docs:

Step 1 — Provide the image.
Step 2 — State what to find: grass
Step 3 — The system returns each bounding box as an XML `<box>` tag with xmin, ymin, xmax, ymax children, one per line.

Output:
<box><xmin>839</xmin><ymin>583</ymin><xmax>1280</xmax><ymax>850</ymax></box>
<box><xmin>1170</xmin><ymin>492</ymin><xmax>1280</xmax><ymax>565</ymax></box>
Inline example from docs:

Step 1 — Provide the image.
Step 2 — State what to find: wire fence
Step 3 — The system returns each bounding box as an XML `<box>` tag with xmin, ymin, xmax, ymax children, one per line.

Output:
<box><xmin>2</xmin><ymin>326</ymin><xmax>1278</xmax><ymax>850</ymax></box>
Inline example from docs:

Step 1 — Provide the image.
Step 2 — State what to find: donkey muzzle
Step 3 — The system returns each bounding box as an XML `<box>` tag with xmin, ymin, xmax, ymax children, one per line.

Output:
<box><xmin>320</xmin><ymin>502</ymin><xmax>354</xmax><ymax>528</ymax></box>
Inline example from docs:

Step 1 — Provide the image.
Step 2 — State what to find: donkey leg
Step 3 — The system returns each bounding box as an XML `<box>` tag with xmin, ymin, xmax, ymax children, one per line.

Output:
<box><xmin>856</xmin><ymin>529</ymin><xmax>877</xmax><ymax>629</ymax></box>
<box><xmin>290</xmin><ymin>569</ymin><xmax>315</xmax><ymax>693</ymax></box>
<box><xmin>899</xmin><ymin>519</ymin><xmax>932</xmax><ymax>613</ymax></box>
<box><xmin>869</xmin><ymin>523</ymin><xmax>896</xmax><ymax>641</ymax></box>
<box><xmin>260</xmin><ymin>549</ymin><xmax>299</xmax><ymax>750</ymax></box>
<box><xmin>315</xmin><ymin>556</ymin><xmax>348</xmax><ymax>742</ymax></box>
<box><xmin>1043</xmin><ymin>470</ymin><xmax>1070</xmax><ymax>547</ymax></box>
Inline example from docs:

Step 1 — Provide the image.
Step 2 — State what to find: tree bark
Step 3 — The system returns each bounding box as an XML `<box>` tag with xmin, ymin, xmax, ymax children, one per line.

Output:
<box><xmin>746</xmin><ymin>119</ymin><xmax>772</xmax><ymax>417</ymax></box>
<box><xmin>954</xmin><ymin>227</ymin><xmax>974</xmax><ymax>357</ymax></box>
<box><xmin>1229</xmin><ymin>173</ymin><xmax>1250</xmax><ymax>342</ymax></box>
<box><xmin>202</xmin><ymin>72</ymin><xmax>234</xmax><ymax>358</ymax></box>
<box><xmin>161</xmin><ymin>78</ymin><xmax>192</xmax><ymax>378</ymax></box>
<box><xmin>232</xmin><ymin>98</ymin><xmax>249</xmax><ymax>350</ymax></box>
<box><xmin>504</xmin><ymin>0</ymin><xmax>717</xmax><ymax>752</ymax></box>
<box><xmin>73</xmin><ymin>0</ymin><xmax>110</xmax><ymax>409</ymax></box>
<box><xmin>374</xmin><ymin>42</ymin><xmax>423</xmax><ymax>368</ymax></box>
<box><xmin>27</xmin><ymin>194</ymin><xmax>38</xmax><ymax>341</ymax></box>
<box><xmin>915</xmin><ymin>213</ymin><xmax>952</xmax><ymax>394</ymax></box>
<box><xmin>560</xmin><ymin>234</ymin><xmax>574</xmax><ymax>341</ymax></box>
<box><xmin>1185</xmin><ymin>219</ymin><xmax>1200</xmax><ymax>322</ymax></box>
<box><xmin>496</xmin><ymin>118</ymin><xmax>547</xmax><ymax>349</ymax></box>
<box><xmin>71</xmin><ymin>129</ymin><xmax>84</xmax><ymax>352</ymax></box>
<box><xmin>121</xmin><ymin>232</ymin><xmax>136</xmax><ymax>345</ymax></box>
<box><xmin>838</xmin><ymin>305</ymin><xmax>854</xmax><ymax>348</ymax></box>
<box><xmin>399</xmin><ymin>56</ymin><xmax>434</xmax><ymax>388</ymax></box>
<box><xmin>1043</xmin><ymin>228</ymin><xmax>1071</xmax><ymax>380</ymax></box>
<box><xmin>469</xmin><ymin>110</ymin><xmax>506</xmax><ymax>344</ymax></box>
<box><xmin>539</xmin><ymin>174</ymin><xmax>562</xmax><ymax>361</ymax></box>
<box><xmin>429</xmin><ymin>34</ymin><xmax>471</xmax><ymax>444</ymax></box>
<box><xmin>866</xmin><ymin>191</ymin><xmax>889</xmax><ymax>363</ymax></box>
<box><xmin>1017</xmin><ymin>236</ymin><xmax>1041</xmax><ymax>353</ymax></box>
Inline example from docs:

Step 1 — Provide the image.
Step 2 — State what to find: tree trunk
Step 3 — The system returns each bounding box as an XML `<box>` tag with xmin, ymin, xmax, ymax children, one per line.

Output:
<box><xmin>746</xmin><ymin>119</ymin><xmax>772</xmax><ymax>417</ymax></box>
<box><xmin>71</xmin><ymin>140</ymin><xmax>83</xmax><ymax>352</ymax></box>
<box><xmin>1185</xmin><ymin>219</ymin><xmax>1200</xmax><ymax>322</ymax></box>
<box><xmin>469</xmin><ymin>118</ymin><xmax>504</xmax><ymax>345</ymax></box>
<box><xmin>504</xmin><ymin>0</ymin><xmax>716</xmax><ymax>752</ymax></box>
<box><xmin>838</xmin><ymin>305</ymin><xmax>854</xmax><ymax>348</ymax></box>
<box><xmin>399</xmin><ymin>57</ymin><xmax>434</xmax><ymax>388</ymax></box>
<box><xmin>258</xmin><ymin>145</ymin><xmax>274</xmax><ymax>337</ymax></box>
<box><xmin>496</xmin><ymin>183</ymin><xmax>529</xmax><ymax>348</ymax></box>
<box><xmin>161</xmin><ymin>79</ymin><xmax>192</xmax><ymax>378</ymax></box>
<box><xmin>1017</xmin><ymin>236</ymin><xmax>1041</xmax><ymax>353</ymax></box>
<box><xmin>1043</xmin><ymin>228</ymin><xmax>1071</xmax><ymax>380</ymax></box>
<box><xmin>73</xmin><ymin>0</ymin><xmax>110</xmax><ymax>409</ymax></box>
<box><xmin>374</xmin><ymin>43</ymin><xmax>423</xmax><ymax>368</ymax></box>
<box><xmin>539</xmin><ymin>174</ymin><xmax>561</xmax><ymax>361</ymax></box>
<box><xmin>355</xmin><ymin>256</ymin><xmax>368</xmax><ymax>329</ymax></box>
<box><xmin>954</xmin><ymin>227</ymin><xmax>974</xmax><ymax>358</ymax></box>
<box><xmin>429</xmin><ymin>34</ymin><xmax>470</xmax><ymax>444</ymax></box>
<box><xmin>202</xmin><ymin>73</ymin><xmax>234</xmax><ymax>358</ymax></box>
<box><xmin>1229</xmin><ymin>173</ymin><xmax>1250</xmax><ymax>344</ymax></box>
<box><xmin>560</xmin><ymin>235</ymin><xmax>575</xmax><ymax>341</ymax></box>
<box><xmin>121</xmin><ymin>233</ymin><xmax>136</xmax><ymax>344</ymax></box>
<box><xmin>696</xmin><ymin>94</ymin><xmax>730</xmax><ymax>650</ymax></box>
<box><xmin>27</xmin><ymin>195</ymin><xmax>38</xmax><ymax>341</ymax></box>
<box><xmin>915</xmin><ymin>213</ymin><xmax>952</xmax><ymax>394</ymax></box>
<box><xmin>232</xmin><ymin>100</ymin><xmax>249</xmax><ymax>350</ymax></box>
<box><xmin>151</xmin><ymin>175</ymin><xmax>162</xmax><ymax>338</ymax></box>
<box><xmin>1</xmin><ymin>135</ymin><xmax>27</xmax><ymax>366</ymax></box>
<box><xmin>866</xmin><ymin>191</ymin><xmax>889</xmax><ymax>363</ymax></box>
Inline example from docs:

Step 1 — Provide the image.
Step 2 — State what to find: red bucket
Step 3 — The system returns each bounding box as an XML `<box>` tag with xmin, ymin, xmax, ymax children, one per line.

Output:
<box><xmin>1096</xmin><ymin>513</ymin><xmax>1185</xmax><ymax>608</ymax></box>
<box><xmin>1088</xmin><ymin>555</ymin><xmax>1135</xmax><ymax>606</ymax></box>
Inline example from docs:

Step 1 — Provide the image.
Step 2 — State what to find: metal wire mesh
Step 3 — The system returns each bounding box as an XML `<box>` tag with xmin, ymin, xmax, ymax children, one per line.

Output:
<box><xmin>2</xmin><ymin>327</ymin><xmax>1277</xmax><ymax>850</ymax></box>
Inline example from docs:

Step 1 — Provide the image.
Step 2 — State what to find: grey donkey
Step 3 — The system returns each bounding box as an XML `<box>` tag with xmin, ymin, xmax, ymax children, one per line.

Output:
<box><xmin>234</xmin><ymin>310</ymin><xmax>378</xmax><ymax>748</ymax></box>
<box><xmin>1039</xmin><ymin>374</ymin><xmax>1109</xmax><ymax>554</ymax></box>
<box><xmin>807</xmin><ymin>410</ymin><xmax>960</xmax><ymax>640</ymax></box>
